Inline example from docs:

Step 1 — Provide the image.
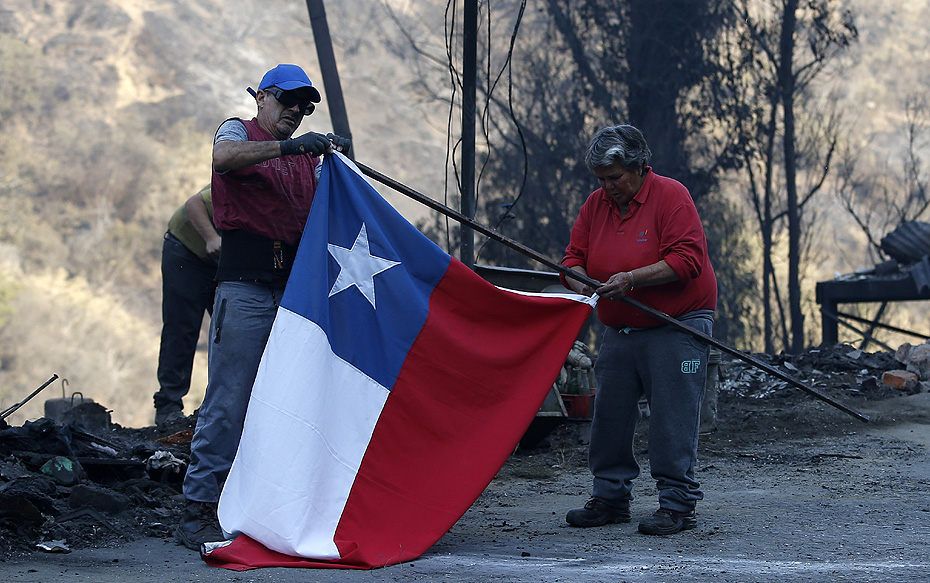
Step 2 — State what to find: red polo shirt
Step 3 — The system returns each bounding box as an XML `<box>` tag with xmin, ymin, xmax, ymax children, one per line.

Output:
<box><xmin>562</xmin><ymin>169</ymin><xmax>717</xmax><ymax>328</ymax></box>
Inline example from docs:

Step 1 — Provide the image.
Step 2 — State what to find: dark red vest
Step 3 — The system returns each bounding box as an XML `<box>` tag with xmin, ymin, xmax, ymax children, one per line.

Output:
<box><xmin>211</xmin><ymin>118</ymin><xmax>319</xmax><ymax>245</ymax></box>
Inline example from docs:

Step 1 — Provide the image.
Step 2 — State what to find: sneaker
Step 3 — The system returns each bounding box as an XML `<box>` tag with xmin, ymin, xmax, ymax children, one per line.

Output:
<box><xmin>566</xmin><ymin>498</ymin><xmax>631</xmax><ymax>527</ymax></box>
<box><xmin>175</xmin><ymin>501</ymin><xmax>223</xmax><ymax>551</ymax></box>
<box><xmin>637</xmin><ymin>507</ymin><xmax>697</xmax><ymax>535</ymax></box>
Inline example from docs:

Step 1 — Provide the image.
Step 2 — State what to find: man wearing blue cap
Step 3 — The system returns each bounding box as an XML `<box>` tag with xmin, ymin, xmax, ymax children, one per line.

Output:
<box><xmin>176</xmin><ymin>64</ymin><xmax>350</xmax><ymax>550</ymax></box>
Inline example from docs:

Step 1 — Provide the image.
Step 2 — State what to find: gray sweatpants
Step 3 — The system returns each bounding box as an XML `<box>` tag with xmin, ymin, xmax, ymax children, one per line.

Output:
<box><xmin>589</xmin><ymin>311</ymin><xmax>713</xmax><ymax>513</ymax></box>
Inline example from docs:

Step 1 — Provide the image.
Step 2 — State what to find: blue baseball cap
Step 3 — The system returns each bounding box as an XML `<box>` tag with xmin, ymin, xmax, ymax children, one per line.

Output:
<box><xmin>247</xmin><ymin>64</ymin><xmax>321</xmax><ymax>102</ymax></box>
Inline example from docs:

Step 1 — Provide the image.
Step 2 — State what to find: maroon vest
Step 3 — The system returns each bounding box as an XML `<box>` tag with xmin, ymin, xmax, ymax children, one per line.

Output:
<box><xmin>211</xmin><ymin>118</ymin><xmax>319</xmax><ymax>245</ymax></box>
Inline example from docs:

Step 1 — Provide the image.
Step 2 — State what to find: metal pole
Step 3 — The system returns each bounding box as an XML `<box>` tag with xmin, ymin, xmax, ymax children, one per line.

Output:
<box><xmin>356</xmin><ymin>161</ymin><xmax>870</xmax><ymax>423</ymax></box>
<box><xmin>460</xmin><ymin>0</ymin><xmax>478</xmax><ymax>268</ymax></box>
<box><xmin>306</xmin><ymin>0</ymin><xmax>353</xmax><ymax>159</ymax></box>
<box><xmin>0</xmin><ymin>374</ymin><xmax>59</xmax><ymax>420</ymax></box>
<box><xmin>835</xmin><ymin>309</ymin><xmax>930</xmax><ymax>341</ymax></box>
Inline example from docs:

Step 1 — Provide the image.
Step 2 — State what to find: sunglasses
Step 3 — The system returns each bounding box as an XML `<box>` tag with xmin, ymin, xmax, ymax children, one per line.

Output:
<box><xmin>264</xmin><ymin>87</ymin><xmax>316</xmax><ymax>116</ymax></box>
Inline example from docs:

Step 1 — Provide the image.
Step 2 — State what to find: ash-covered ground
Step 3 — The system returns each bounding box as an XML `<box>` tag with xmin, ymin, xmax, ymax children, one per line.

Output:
<box><xmin>0</xmin><ymin>343</ymin><xmax>923</xmax><ymax>565</ymax></box>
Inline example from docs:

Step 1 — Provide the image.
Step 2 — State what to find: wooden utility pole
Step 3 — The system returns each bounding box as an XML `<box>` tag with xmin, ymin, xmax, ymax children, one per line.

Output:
<box><xmin>460</xmin><ymin>0</ymin><xmax>478</xmax><ymax>268</ymax></box>
<box><xmin>306</xmin><ymin>0</ymin><xmax>478</xmax><ymax>265</ymax></box>
<box><xmin>306</xmin><ymin>0</ymin><xmax>353</xmax><ymax>158</ymax></box>
<box><xmin>779</xmin><ymin>0</ymin><xmax>803</xmax><ymax>353</ymax></box>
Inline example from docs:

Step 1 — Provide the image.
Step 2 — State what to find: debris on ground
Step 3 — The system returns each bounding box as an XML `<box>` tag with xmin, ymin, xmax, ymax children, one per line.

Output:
<box><xmin>0</xmin><ymin>342</ymin><xmax>923</xmax><ymax>561</ymax></box>
<box><xmin>717</xmin><ymin>344</ymin><xmax>901</xmax><ymax>401</ymax></box>
<box><xmin>0</xmin><ymin>412</ymin><xmax>194</xmax><ymax>558</ymax></box>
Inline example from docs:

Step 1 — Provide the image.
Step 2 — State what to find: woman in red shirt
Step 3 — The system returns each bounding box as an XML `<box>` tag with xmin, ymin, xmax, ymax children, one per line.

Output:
<box><xmin>562</xmin><ymin>124</ymin><xmax>717</xmax><ymax>536</ymax></box>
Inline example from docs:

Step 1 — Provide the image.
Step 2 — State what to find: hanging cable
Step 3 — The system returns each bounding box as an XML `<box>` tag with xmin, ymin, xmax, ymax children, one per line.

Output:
<box><xmin>475</xmin><ymin>0</ymin><xmax>529</xmax><ymax>262</ymax></box>
<box><xmin>378</xmin><ymin>0</ymin><xmax>530</xmax><ymax>258</ymax></box>
<box><xmin>442</xmin><ymin>0</ymin><xmax>461</xmax><ymax>251</ymax></box>
<box><xmin>435</xmin><ymin>0</ymin><xmax>531</xmax><ymax>259</ymax></box>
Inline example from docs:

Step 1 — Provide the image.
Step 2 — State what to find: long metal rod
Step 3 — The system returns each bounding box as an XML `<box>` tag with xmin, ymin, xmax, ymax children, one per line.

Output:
<box><xmin>835</xmin><ymin>309</ymin><xmax>930</xmax><ymax>341</ymax></box>
<box><xmin>821</xmin><ymin>310</ymin><xmax>895</xmax><ymax>353</ymax></box>
<box><xmin>356</xmin><ymin>162</ymin><xmax>870</xmax><ymax>423</ymax></box>
<box><xmin>0</xmin><ymin>374</ymin><xmax>59</xmax><ymax>420</ymax></box>
<box><xmin>837</xmin><ymin>317</ymin><xmax>894</xmax><ymax>353</ymax></box>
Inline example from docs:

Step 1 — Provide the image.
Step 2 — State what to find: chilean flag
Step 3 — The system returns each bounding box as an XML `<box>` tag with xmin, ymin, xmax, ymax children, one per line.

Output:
<box><xmin>204</xmin><ymin>154</ymin><xmax>594</xmax><ymax>570</ymax></box>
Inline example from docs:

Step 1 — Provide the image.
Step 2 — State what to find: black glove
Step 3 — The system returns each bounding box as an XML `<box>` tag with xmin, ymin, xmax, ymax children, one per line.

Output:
<box><xmin>326</xmin><ymin>133</ymin><xmax>351</xmax><ymax>154</ymax></box>
<box><xmin>280</xmin><ymin>131</ymin><xmax>330</xmax><ymax>157</ymax></box>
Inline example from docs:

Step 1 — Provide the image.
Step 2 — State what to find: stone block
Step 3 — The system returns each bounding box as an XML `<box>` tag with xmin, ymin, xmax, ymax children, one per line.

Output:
<box><xmin>881</xmin><ymin>369</ymin><xmax>919</xmax><ymax>391</ymax></box>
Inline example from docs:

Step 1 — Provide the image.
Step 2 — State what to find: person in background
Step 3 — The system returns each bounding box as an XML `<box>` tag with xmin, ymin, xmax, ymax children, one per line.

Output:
<box><xmin>153</xmin><ymin>185</ymin><xmax>220</xmax><ymax>426</ymax></box>
<box><xmin>561</xmin><ymin>124</ymin><xmax>717</xmax><ymax>536</ymax></box>
<box><xmin>175</xmin><ymin>63</ymin><xmax>350</xmax><ymax>551</ymax></box>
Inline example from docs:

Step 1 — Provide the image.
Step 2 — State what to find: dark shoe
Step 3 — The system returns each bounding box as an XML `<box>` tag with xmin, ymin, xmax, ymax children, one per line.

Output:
<box><xmin>155</xmin><ymin>407</ymin><xmax>185</xmax><ymax>426</ymax></box>
<box><xmin>175</xmin><ymin>501</ymin><xmax>223</xmax><ymax>551</ymax></box>
<box><xmin>638</xmin><ymin>507</ymin><xmax>697</xmax><ymax>535</ymax></box>
<box><xmin>566</xmin><ymin>498</ymin><xmax>631</xmax><ymax>527</ymax></box>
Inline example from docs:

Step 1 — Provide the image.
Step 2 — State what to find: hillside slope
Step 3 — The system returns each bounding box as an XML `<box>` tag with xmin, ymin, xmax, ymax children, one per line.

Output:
<box><xmin>0</xmin><ymin>0</ymin><xmax>451</xmax><ymax>426</ymax></box>
<box><xmin>0</xmin><ymin>0</ymin><xmax>928</xmax><ymax>427</ymax></box>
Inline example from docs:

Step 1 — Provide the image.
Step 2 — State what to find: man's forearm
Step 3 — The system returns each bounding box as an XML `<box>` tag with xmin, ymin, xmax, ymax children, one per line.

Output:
<box><xmin>213</xmin><ymin>140</ymin><xmax>283</xmax><ymax>173</ymax></box>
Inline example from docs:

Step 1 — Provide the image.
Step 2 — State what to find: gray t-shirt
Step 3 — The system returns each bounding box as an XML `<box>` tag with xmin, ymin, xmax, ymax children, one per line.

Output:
<box><xmin>214</xmin><ymin>119</ymin><xmax>323</xmax><ymax>180</ymax></box>
<box><xmin>215</xmin><ymin>119</ymin><xmax>249</xmax><ymax>144</ymax></box>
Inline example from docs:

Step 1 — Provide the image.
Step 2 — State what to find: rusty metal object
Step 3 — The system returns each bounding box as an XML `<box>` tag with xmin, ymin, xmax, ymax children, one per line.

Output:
<box><xmin>880</xmin><ymin>221</ymin><xmax>930</xmax><ymax>264</ymax></box>
<box><xmin>153</xmin><ymin>429</ymin><xmax>194</xmax><ymax>446</ymax></box>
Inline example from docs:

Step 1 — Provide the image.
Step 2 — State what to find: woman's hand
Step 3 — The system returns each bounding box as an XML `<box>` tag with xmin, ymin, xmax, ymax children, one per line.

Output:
<box><xmin>597</xmin><ymin>270</ymin><xmax>635</xmax><ymax>301</ymax></box>
<box><xmin>564</xmin><ymin>267</ymin><xmax>595</xmax><ymax>296</ymax></box>
<box><xmin>572</xmin><ymin>281</ymin><xmax>596</xmax><ymax>297</ymax></box>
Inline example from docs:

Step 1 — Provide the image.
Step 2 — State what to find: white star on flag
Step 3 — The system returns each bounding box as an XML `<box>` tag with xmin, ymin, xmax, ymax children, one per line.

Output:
<box><xmin>327</xmin><ymin>223</ymin><xmax>401</xmax><ymax>308</ymax></box>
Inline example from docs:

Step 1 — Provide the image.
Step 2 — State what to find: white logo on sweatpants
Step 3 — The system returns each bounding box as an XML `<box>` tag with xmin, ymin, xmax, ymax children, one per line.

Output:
<box><xmin>681</xmin><ymin>360</ymin><xmax>701</xmax><ymax>374</ymax></box>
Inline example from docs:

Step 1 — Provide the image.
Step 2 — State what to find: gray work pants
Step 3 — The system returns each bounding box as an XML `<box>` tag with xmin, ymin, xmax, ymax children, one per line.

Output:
<box><xmin>589</xmin><ymin>311</ymin><xmax>713</xmax><ymax>513</ymax></box>
<box><xmin>182</xmin><ymin>280</ymin><xmax>285</xmax><ymax>503</ymax></box>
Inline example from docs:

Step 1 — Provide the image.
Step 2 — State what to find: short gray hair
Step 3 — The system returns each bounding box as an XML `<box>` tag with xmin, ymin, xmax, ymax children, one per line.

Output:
<box><xmin>585</xmin><ymin>125</ymin><xmax>652</xmax><ymax>173</ymax></box>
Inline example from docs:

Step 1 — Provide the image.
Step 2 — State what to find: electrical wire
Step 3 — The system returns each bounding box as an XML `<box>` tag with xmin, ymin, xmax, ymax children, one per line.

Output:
<box><xmin>440</xmin><ymin>0</ymin><xmax>530</xmax><ymax>263</ymax></box>
<box><xmin>475</xmin><ymin>0</ymin><xmax>528</xmax><ymax>263</ymax></box>
<box><xmin>442</xmin><ymin>0</ymin><xmax>461</xmax><ymax>251</ymax></box>
<box><xmin>378</xmin><ymin>0</ymin><xmax>531</xmax><ymax>259</ymax></box>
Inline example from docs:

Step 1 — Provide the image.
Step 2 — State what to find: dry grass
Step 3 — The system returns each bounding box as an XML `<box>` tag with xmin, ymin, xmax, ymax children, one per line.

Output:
<box><xmin>0</xmin><ymin>268</ymin><xmax>208</xmax><ymax>428</ymax></box>
<box><xmin>0</xmin><ymin>0</ymin><xmax>928</xmax><ymax>429</ymax></box>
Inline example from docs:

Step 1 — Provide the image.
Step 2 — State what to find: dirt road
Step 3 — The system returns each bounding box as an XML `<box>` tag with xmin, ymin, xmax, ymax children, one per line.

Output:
<box><xmin>4</xmin><ymin>384</ymin><xmax>929</xmax><ymax>582</ymax></box>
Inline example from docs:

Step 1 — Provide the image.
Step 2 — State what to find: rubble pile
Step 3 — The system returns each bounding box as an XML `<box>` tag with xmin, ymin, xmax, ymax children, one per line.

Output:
<box><xmin>717</xmin><ymin>343</ymin><xmax>904</xmax><ymax>401</ymax></box>
<box><xmin>0</xmin><ymin>411</ymin><xmax>193</xmax><ymax>558</ymax></box>
<box><xmin>886</xmin><ymin>342</ymin><xmax>930</xmax><ymax>393</ymax></box>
